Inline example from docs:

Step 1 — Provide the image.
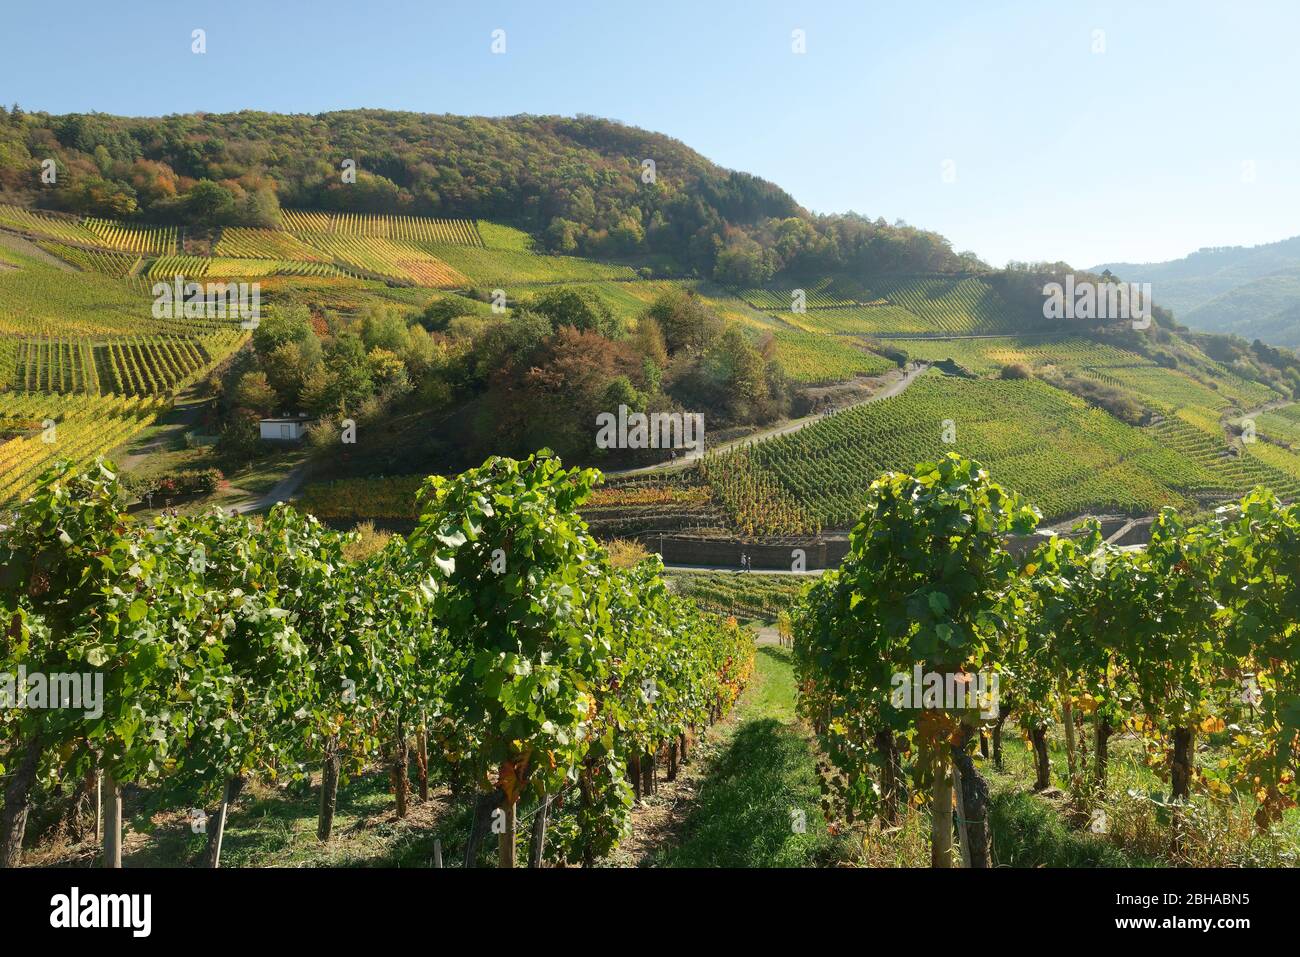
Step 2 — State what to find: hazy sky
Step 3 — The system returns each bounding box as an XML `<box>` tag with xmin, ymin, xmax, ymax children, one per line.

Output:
<box><xmin>3</xmin><ymin>0</ymin><xmax>1296</xmax><ymax>268</ymax></box>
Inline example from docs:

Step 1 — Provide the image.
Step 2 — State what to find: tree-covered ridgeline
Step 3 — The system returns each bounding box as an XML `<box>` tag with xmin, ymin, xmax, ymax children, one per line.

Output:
<box><xmin>0</xmin><ymin>107</ymin><xmax>975</xmax><ymax>282</ymax></box>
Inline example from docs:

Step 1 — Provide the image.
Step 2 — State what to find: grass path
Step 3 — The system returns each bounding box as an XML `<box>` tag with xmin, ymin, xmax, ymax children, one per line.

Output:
<box><xmin>647</xmin><ymin>646</ymin><xmax>855</xmax><ymax>867</ymax></box>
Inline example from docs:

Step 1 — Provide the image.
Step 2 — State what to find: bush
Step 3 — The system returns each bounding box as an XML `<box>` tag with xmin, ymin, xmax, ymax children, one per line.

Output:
<box><xmin>127</xmin><ymin>467</ymin><xmax>224</xmax><ymax>500</ymax></box>
<box><xmin>1000</xmin><ymin>362</ymin><xmax>1031</xmax><ymax>380</ymax></box>
<box><xmin>1039</xmin><ymin>370</ymin><xmax>1148</xmax><ymax>425</ymax></box>
<box><xmin>419</xmin><ymin>295</ymin><xmax>477</xmax><ymax>332</ymax></box>
<box><xmin>865</xmin><ymin>340</ymin><xmax>909</xmax><ymax>366</ymax></box>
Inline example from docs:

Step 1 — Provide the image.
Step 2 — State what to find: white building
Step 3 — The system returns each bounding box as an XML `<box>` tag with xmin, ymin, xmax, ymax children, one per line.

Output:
<box><xmin>259</xmin><ymin>417</ymin><xmax>311</xmax><ymax>442</ymax></box>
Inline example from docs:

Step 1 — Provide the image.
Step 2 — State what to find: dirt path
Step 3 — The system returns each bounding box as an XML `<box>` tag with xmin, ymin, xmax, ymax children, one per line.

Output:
<box><xmin>115</xmin><ymin>392</ymin><xmax>208</xmax><ymax>471</ymax></box>
<box><xmin>609</xmin><ymin>692</ymin><xmax>751</xmax><ymax>866</ymax></box>
<box><xmin>0</xmin><ymin>230</ymin><xmax>76</xmax><ymax>270</ymax></box>
<box><xmin>230</xmin><ymin>460</ymin><xmax>313</xmax><ymax>515</ymax></box>
<box><xmin>622</xmin><ymin>645</ymin><xmax>852</xmax><ymax>868</ymax></box>
<box><xmin>605</xmin><ymin>362</ymin><xmax>931</xmax><ymax>478</ymax></box>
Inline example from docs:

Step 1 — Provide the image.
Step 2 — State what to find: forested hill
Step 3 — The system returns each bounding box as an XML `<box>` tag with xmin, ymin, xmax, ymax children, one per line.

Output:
<box><xmin>0</xmin><ymin>107</ymin><xmax>976</xmax><ymax>283</ymax></box>
<box><xmin>1093</xmin><ymin>235</ymin><xmax>1300</xmax><ymax>348</ymax></box>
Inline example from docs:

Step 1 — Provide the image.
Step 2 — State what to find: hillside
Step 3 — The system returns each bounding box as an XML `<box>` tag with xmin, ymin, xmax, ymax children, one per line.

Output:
<box><xmin>4</xmin><ymin>109</ymin><xmax>1300</xmax><ymax>544</ymax></box>
<box><xmin>0</xmin><ymin>107</ymin><xmax>973</xmax><ymax>286</ymax></box>
<box><xmin>5</xmin><ymin>190</ymin><xmax>1300</xmax><ymax>537</ymax></box>
<box><xmin>1093</xmin><ymin>234</ymin><xmax>1300</xmax><ymax>346</ymax></box>
<box><xmin>5</xmin><ymin>109</ymin><xmax>1300</xmax><ymax>884</ymax></box>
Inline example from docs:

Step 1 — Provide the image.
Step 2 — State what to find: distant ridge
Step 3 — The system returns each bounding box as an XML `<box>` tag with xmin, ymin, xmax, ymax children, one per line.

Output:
<box><xmin>1092</xmin><ymin>234</ymin><xmax>1300</xmax><ymax>347</ymax></box>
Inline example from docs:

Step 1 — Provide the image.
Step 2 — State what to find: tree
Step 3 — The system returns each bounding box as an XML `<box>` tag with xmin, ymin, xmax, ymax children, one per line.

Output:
<box><xmin>644</xmin><ymin>290</ymin><xmax>722</xmax><ymax>355</ymax></box>
<box><xmin>360</xmin><ymin>306</ymin><xmax>412</xmax><ymax>354</ymax></box>
<box><xmin>323</xmin><ymin>332</ymin><xmax>375</xmax><ymax>412</ymax></box>
<box><xmin>186</xmin><ymin>180</ymin><xmax>236</xmax><ymax>227</ymax></box>
<box><xmin>262</xmin><ymin>342</ymin><xmax>310</xmax><ymax>409</ymax></box>
<box><xmin>232</xmin><ymin>371</ymin><xmax>278</xmax><ymax>415</ymax></box>
<box><xmin>217</xmin><ymin>411</ymin><xmax>263</xmax><ymax>466</ymax></box>
<box><xmin>528</xmin><ymin>287</ymin><xmax>620</xmax><ymax>339</ymax></box>
<box><xmin>419</xmin><ymin>295</ymin><xmax>477</xmax><ymax>332</ymax></box>
<box><xmin>712</xmin><ymin>234</ymin><xmax>776</xmax><ymax>286</ymax></box>
<box><xmin>253</xmin><ymin>305</ymin><xmax>315</xmax><ymax>356</ymax></box>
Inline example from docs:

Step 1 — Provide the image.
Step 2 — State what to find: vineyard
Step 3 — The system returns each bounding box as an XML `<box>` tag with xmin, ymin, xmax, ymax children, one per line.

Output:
<box><xmin>0</xmin><ymin>454</ymin><xmax>755</xmax><ymax>870</ymax></box>
<box><xmin>0</xmin><ymin>204</ymin><xmax>108</xmax><ymax>246</ymax></box>
<box><xmin>737</xmin><ymin>274</ymin><xmax>1042</xmax><ymax>337</ymax></box>
<box><xmin>1252</xmin><ymin>403</ymin><xmax>1300</xmax><ymax>446</ymax></box>
<box><xmin>295</xmin><ymin>473</ymin><xmax>726</xmax><ymax>536</ymax></box>
<box><xmin>0</xmin><ymin>217</ymin><xmax>256</xmax><ymax>511</ymax></box>
<box><xmin>1078</xmin><ymin>362</ymin><xmax>1275</xmax><ymax>413</ymax></box>
<box><xmin>781</xmin><ymin>303</ymin><xmax>930</xmax><ymax>335</ymax></box>
<box><xmin>3</xmin><ymin>206</ymin><xmax>640</xmax><ymax>300</ymax></box>
<box><xmin>4</xmin><ymin>331</ymin><xmax>245</xmax><ymax>397</ymax></box>
<box><xmin>874</xmin><ymin>335</ymin><xmax>1155</xmax><ymax>376</ymax></box>
<box><xmin>0</xmin><ymin>394</ymin><xmax>167</xmax><ymax>504</ymax></box>
<box><xmin>866</xmin><ymin>275</ymin><xmax>1016</xmax><ymax>333</ymax></box>
<box><xmin>281</xmin><ymin>210</ymin><xmax>484</xmax><ymax>246</ymax></box>
<box><xmin>739</xmin><ymin>277</ymin><xmax>870</xmax><ymax>310</ymax></box>
<box><xmin>1149</xmin><ymin>411</ymin><xmax>1300</xmax><ymax>502</ymax></box>
<box><xmin>82</xmin><ymin>218</ymin><xmax>177</xmax><ymax>255</ymax></box>
<box><xmin>297</xmin><ymin>474</ymin><xmax>425</xmax><ymax>520</ymax></box>
<box><xmin>5</xmin><ymin>199</ymin><xmax>1300</xmax><ymax>876</ymax></box>
<box><xmin>406</xmin><ymin>243</ymin><xmax>638</xmax><ymax>285</ymax></box>
<box><xmin>35</xmin><ymin>241</ymin><xmax>141</xmax><ymax>277</ymax></box>
<box><xmin>0</xmin><ymin>205</ymin><xmax>176</xmax><ymax>254</ymax></box>
<box><xmin>668</xmin><ymin>570</ymin><xmax>806</xmax><ymax>619</ymax></box>
<box><xmin>701</xmin><ymin>371</ymin><xmax>1227</xmax><ymax>532</ymax></box>
<box><xmin>768</xmin><ymin>329</ymin><xmax>895</xmax><ymax>382</ymax></box>
<box><xmin>0</xmin><ymin>243</ymin><xmax>234</xmax><ymax>337</ymax></box>
<box><xmin>792</xmin><ymin>454</ymin><xmax>1300</xmax><ymax>868</ymax></box>
<box><xmin>95</xmin><ymin>333</ymin><xmax>243</xmax><ymax>396</ymax></box>
<box><xmin>213</xmin><ymin>227</ymin><xmax>332</xmax><ymax>261</ymax></box>
<box><xmin>9</xmin><ymin>337</ymin><xmax>99</xmax><ymax>393</ymax></box>
<box><xmin>146</xmin><ymin>255</ymin><xmax>349</xmax><ymax>281</ymax></box>
<box><xmin>291</xmin><ymin>235</ymin><xmax>469</xmax><ymax>286</ymax></box>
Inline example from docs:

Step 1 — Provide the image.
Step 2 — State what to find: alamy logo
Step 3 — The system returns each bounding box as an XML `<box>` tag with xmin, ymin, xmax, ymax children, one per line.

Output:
<box><xmin>890</xmin><ymin>666</ymin><xmax>999</xmax><ymax>718</ymax></box>
<box><xmin>50</xmin><ymin>887</ymin><xmax>151</xmax><ymax>937</ymax></box>
<box><xmin>1042</xmin><ymin>275</ymin><xmax>1151</xmax><ymax>329</ymax></box>
<box><xmin>595</xmin><ymin>405</ymin><xmax>704</xmax><ymax>455</ymax></box>
<box><xmin>1</xmin><ymin>667</ymin><xmax>103</xmax><ymax>718</ymax></box>
<box><xmin>152</xmin><ymin>277</ymin><xmax>261</xmax><ymax>327</ymax></box>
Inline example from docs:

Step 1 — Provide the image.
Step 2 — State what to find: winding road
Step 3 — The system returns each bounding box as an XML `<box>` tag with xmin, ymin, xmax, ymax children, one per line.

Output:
<box><xmin>604</xmin><ymin>362</ymin><xmax>931</xmax><ymax>478</ymax></box>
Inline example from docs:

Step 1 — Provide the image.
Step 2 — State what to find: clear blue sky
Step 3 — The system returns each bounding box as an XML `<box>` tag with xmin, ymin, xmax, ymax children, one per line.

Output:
<box><xmin>3</xmin><ymin>0</ymin><xmax>1296</xmax><ymax>268</ymax></box>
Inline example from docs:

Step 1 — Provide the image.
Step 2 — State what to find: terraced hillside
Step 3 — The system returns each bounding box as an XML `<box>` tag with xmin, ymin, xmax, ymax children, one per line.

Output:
<box><xmin>0</xmin><ymin>226</ymin><xmax>252</xmax><ymax>505</ymax></box>
<box><xmin>700</xmin><ymin>369</ymin><xmax>1300</xmax><ymax>532</ymax></box>
<box><xmin>7</xmin><ymin>203</ymin><xmax>1300</xmax><ymax>533</ymax></box>
<box><xmin>0</xmin><ymin>392</ymin><xmax>169</xmax><ymax>504</ymax></box>
<box><xmin>741</xmin><ymin>274</ymin><xmax>1046</xmax><ymax>337</ymax></box>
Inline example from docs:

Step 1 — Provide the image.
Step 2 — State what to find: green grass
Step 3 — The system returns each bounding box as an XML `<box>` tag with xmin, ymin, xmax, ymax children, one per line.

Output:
<box><xmin>67</xmin><ymin>769</ymin><xmax>470</xmax><ymax>869</ymax></box>
<box><xmin>987</xmin><ymin>789</ymin><xmax>1153</xmax><ymax>867</ymax></box>
<box><xmin>983</xmin><ymin>722</ymin><xmax>1300</xmax><ymax>867</ymax></box>
<box><xmin>650</xmin><ymin>646</ymin><xmax>855</xmax><ymax>867</ymax></box>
